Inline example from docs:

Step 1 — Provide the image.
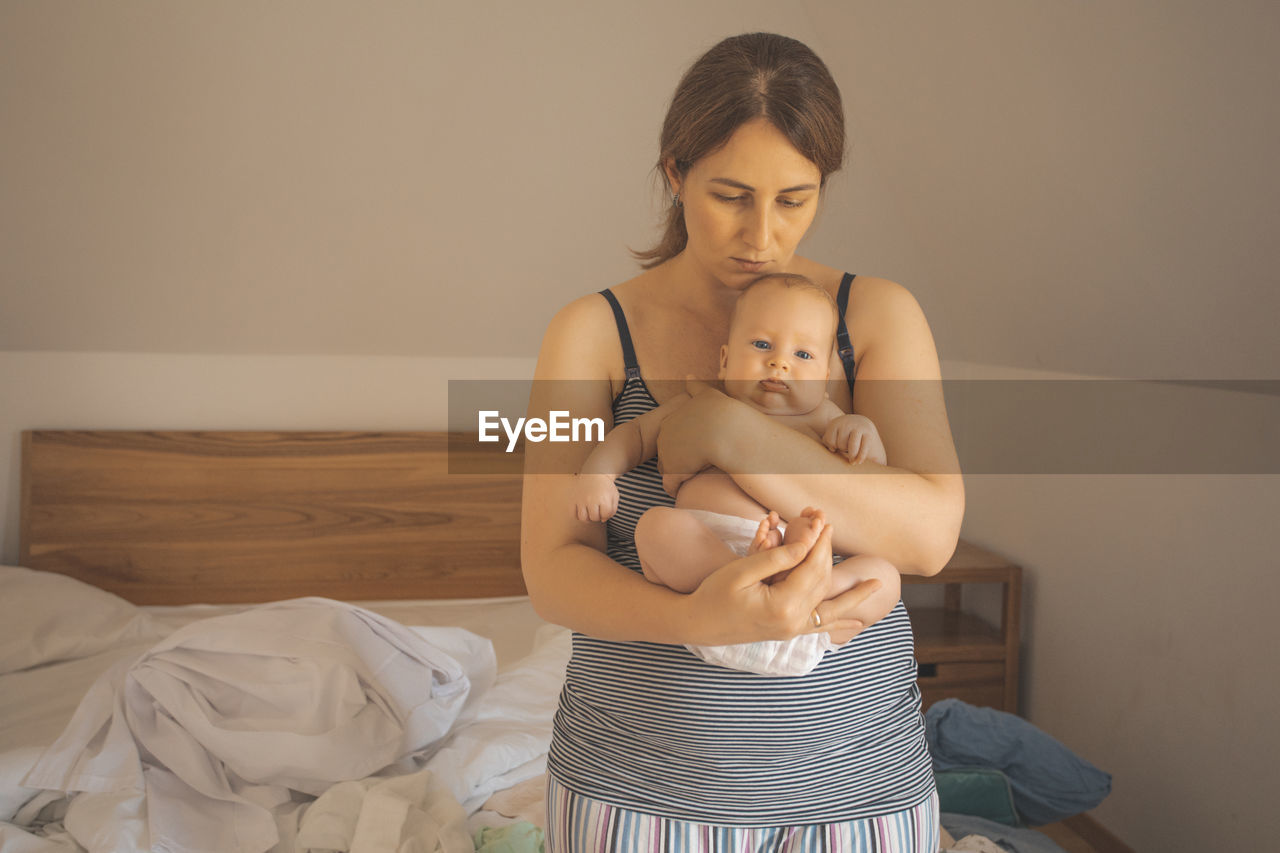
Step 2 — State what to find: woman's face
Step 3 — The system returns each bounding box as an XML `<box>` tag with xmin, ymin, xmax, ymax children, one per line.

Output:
<box><xmin>669</xmin><ymin>117</ymin><xmax>823</xmax><ymax>289</ymax></box>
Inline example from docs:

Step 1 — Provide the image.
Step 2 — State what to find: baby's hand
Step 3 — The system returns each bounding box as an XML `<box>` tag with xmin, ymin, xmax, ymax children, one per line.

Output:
<box><xmin>573</xmin><ymin>473</ymin><xmax>619</xmax><ymax>523</ymax></box>
<box><xmin>823</xmin><ymin>414</ymin><xmax>888</xmax><ymax>465</ymax></box>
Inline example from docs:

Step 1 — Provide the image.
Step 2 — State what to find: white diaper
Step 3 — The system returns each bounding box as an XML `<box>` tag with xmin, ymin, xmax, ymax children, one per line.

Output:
<box><xmin>681</xmin><ymin>509</ymin><xmax>770</xmax><ymax>557</ymax></box>
<box><xmin>681</xmin><ymin>509</ymin><xmax>837</xmax><ymax>677</ymax></box>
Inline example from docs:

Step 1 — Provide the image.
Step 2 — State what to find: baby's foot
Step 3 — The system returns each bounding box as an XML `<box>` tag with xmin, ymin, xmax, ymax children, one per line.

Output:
<box><xmin>748</xmin><ymin>510</ymin><xmax>785</xmax><ymax>554</ymax></box>
<box><xmin>781</xmin><ymin>507</ymin><xmax>826</xmax><ymax>550</ymax></box>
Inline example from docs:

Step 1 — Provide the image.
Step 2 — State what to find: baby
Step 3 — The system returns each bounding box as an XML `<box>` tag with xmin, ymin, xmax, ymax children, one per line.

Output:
<box><xmin>572</xmin><ymin>273</ymin><xmax>901</xmax><ymax>676</ymax></box>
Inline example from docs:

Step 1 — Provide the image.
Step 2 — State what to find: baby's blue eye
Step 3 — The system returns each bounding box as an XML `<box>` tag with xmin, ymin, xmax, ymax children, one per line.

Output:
<box><xmin>795</xmin><ymin>351</ymin><xmax>814</xmax><ymax>360</ymax></box>
<box><xmin>751</xmin><ymin>340</ymin><xmax>771</xmax><ymax>351</ymax></box>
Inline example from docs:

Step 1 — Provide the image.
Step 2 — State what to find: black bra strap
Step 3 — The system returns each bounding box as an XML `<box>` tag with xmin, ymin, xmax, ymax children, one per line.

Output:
<box><xmin>835</xmin><ymin>273</ymin><xmax>858</xmax><ymax>393</ymax></box>
<box><xmin>599</xmin><ymin>289</ymin><xmax>642</xmax><ymax>380</ymax></box>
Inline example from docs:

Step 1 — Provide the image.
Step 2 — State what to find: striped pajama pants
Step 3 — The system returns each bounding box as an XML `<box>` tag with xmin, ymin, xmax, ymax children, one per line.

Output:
<box><xmin>546</xmin><ymin>776</ymin><xmax>941</xmax><ymax>853</ymax></box>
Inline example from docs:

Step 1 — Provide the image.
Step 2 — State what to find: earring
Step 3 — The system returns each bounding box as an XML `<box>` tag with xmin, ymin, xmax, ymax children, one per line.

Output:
<box><xmin>672</xmin><ymin>192</ymin><xmax>681</xmax><ymax>207</ymax></box>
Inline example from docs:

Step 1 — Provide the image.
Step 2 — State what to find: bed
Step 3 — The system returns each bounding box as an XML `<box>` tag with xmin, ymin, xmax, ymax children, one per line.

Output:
<box><xmin>5</xmin><ymin>430</ymin><xmax>1130</xmax><ymax>853</ymax></box>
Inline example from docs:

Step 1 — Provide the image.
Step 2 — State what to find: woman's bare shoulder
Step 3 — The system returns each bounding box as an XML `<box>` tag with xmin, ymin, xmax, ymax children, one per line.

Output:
<box><xmin>578</xmin><ymin>266</ymin><xmax>673</xmax><ymax>347</ymax></box>
<box><xmin>787</xmin><ymin>257</ymin><xmax>846</xmax><ymax>295</ymax></box>
<box><xmin>789</xmin><ymin>259</ymin><xmax>924</xmax><ymax>332</ymax></box>
<box><xmin>550</xmin><ymin>267</ymin><xmax>664</xmax><ymax>336</ymax></box>
<box><xmin>842</xmin><ymin>272</ymin><xmax>924</xmax><ymax>319</ymax></box>
<box><xmin>536</xmin><ymin>284</ymin><xmax>641</xmax><ymax>385</ymax></box>
<box><xmin>846</xmin><ymin>274</ymin><xmax>922</xmax><ymax>318</ymax></box>
<box><xmin>546</xmin><ymin>290</ymin><xmax>614</xmax><ymax>328</ymax></box>
<box><xmin>600</xmin><ymin>266</ymin><xmax>668</xmax><ymax>311</ymax></box>
<box><xmin>845</xmin><ymin>275</ymin><xmax>941</xmax><ymax>381</ymax></box>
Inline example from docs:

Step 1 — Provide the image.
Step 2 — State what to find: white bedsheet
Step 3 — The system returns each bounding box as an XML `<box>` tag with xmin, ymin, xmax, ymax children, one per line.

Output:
<box><xmin>25</xmin><ymin>599</ymin><xmax>484</xmax><ymax>852</ymax></box>
<box><xmin>0</xmin><ymin>576</ymin><xmax>568</xmax><ymax>853</ymax></box>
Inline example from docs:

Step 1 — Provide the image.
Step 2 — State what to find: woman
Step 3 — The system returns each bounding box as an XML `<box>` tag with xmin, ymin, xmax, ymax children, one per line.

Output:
<box><xmin>521</xmin><ymin>33</ymin><xmax>963</xmax><ymax>852</ymax></box>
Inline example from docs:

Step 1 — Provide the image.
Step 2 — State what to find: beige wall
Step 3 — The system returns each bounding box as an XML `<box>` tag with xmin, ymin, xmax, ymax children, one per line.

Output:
<box><xmin>964</xmin><ymin>472</ymin><xmax>1280</xmax><ymax>848</ymax></box>
<box><xmin>803</xmin><ymin>1</ymin><xmax>1280</xmax><ymax>379</ymax></box>
<box><xmin>6</xmin><ymin>2</ymin><xmax>1277</xmax><ymax>376</ymax></box>
<box><xmin>3</xmin><ymin>2</ymin><xmax>1278</xmax><ymax>849</ymax></box>
<box><xmin>942</xmin><ymin>362</ymin><xmax>1280</xmax><ymax>849</ymax></box>
<box><xmin>0</xmin><ymin>2</ymin><xmax>821</xmax><ymax>358</ymax></box>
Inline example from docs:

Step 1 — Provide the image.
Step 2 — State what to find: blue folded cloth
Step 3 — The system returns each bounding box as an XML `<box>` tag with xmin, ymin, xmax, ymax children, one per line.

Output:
<box><xmin>926</xmin><ymin>699</ymin><xmax>1112</xmax><ymax>825</ymax></box>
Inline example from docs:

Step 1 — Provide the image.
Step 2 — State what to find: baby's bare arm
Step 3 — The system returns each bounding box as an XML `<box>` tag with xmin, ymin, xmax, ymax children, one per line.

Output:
<box><xmin>580</xmin><ymin>392</ymin><xmax>691</xmax><ymax>477</ymax></box>
<box><xmin>574</xmin><ymin>393</ymin><xmax>694</xmax><ymax>522</ymax></box>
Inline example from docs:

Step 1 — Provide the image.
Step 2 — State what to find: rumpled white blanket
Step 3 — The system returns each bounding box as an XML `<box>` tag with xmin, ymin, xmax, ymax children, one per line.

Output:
<box><xmin>21</xmin><ymin>598</ymin><xmax>491</xmax><ymax>853</ymax></box>
<box><xmin>294</xmin><ymin>767</ymin><xmax>471</xmax><ymax>853</ymax></box>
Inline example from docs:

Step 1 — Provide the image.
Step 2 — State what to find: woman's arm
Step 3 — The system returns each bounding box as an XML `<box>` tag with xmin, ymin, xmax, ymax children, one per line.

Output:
<box><xmin>656</xmin><ymin>278</ymin><xmax>964</xmax><ymax>575</ymax></box>
<box><xmin>521</xmin><ymin>296</ymin><xmax>872</xmax><ymax>643</ymax></box>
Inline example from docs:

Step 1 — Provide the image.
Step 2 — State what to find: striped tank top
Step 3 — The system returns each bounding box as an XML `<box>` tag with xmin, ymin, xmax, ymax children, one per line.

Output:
<box><xmin>546</xmin><ymin>282</ymin><xmax>935</xmax><ymax>826</ymax></box>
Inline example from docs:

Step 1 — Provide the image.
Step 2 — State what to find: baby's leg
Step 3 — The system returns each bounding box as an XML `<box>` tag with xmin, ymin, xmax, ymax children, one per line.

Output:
<box><xmin>825</xmin><ymin>555</ymin><xmax>902</xmax><ymax>643</ymax></box>
<box><xmin>634</xmin><ymin>507</ymin><xmax>740</xmax><ymax>593</ymax></box>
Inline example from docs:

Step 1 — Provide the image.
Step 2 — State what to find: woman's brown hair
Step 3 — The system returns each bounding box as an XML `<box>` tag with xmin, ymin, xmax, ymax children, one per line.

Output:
<box><xmin>634</xmin><ymin>33</ymin><xmax>846</xmax><ymax>269</ymax></box>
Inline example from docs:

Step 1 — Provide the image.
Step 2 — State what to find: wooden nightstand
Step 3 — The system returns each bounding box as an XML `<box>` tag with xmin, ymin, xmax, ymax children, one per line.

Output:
<box><xmin>903</xmin><ymin>539</ymin><xmax>1022</xmax><ymax>713</ymax></box>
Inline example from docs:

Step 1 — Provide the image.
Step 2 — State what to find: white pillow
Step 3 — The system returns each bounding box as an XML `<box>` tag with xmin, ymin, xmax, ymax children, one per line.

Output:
<box><xmin>0</xmin><ymin>566</ymin><xmax>160</xmax><ymax>674</ymax></box>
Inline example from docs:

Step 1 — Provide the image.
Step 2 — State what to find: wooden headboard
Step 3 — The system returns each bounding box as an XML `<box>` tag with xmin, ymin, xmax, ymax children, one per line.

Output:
<box><xmin>19</xmin><ymin>431</ymin><xmax>525</xmax><ymax>604</ymax></box>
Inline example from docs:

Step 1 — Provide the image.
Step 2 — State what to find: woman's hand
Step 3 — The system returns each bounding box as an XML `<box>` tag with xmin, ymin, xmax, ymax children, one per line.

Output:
<box><xmin>679</xmin><ymin>523</ymin><xmax>877</xmax><ymax>646</ymax></box>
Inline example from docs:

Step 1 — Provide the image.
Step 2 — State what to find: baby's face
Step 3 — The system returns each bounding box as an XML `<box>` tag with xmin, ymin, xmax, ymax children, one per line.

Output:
<box><xmin>718</xmin><ymin>284</ymin><xmax>836</xmax><ymax>416</ymax></box>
